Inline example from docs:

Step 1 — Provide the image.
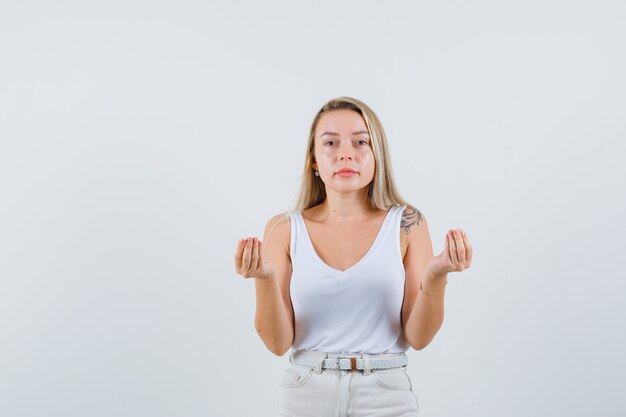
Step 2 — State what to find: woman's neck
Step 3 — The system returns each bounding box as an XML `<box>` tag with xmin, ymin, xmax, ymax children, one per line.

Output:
<box><xmin>314</xmin><ymin>190</ymin><xmax>377</xmax><ymax>222</ymax></box>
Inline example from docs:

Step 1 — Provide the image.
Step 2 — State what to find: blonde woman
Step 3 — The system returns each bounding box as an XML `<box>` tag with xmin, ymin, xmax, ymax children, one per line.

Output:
<box><xmin>234</xmin><ymin>97</ymin><xmax>473</xmax><ymax>417</ymax></box>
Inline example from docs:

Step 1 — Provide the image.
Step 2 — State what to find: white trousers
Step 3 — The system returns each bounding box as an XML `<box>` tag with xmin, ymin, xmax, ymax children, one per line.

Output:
<box><xmin>276</xmin><ymin>349</ymin><xmax>419</xmax><ymax>417</ymax></box>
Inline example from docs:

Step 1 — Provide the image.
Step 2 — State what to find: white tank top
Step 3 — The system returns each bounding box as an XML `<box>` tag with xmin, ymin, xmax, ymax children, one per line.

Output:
<box><xmin>288</xmin><ymin>204</ymin><xmax>410</xmax><ymax>354</ymax></box>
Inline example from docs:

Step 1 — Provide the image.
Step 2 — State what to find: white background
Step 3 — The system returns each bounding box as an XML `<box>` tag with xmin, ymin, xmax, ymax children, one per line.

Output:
<box><xmin>1</xmin><ymin>1</ymin><xmax>625</xmax><ymax>416</ymax></box>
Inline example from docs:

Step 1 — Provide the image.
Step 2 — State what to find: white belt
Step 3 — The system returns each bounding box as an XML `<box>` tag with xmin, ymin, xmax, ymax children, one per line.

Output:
<box><xmin>291</xmin><ymin>350</ymin><xmax>408</xmax><ymax>371</ymax></box>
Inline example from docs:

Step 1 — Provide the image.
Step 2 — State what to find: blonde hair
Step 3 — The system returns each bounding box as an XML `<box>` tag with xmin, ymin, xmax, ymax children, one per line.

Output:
<box><xmin>293</xmin><ymin>97</ymin><xmax>410</xmax><ymax>211</ymax></box>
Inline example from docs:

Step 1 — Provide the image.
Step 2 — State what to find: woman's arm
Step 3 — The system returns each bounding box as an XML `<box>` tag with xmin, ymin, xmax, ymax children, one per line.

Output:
<box><xmin>252</xmin><ymin>214</ymin><xmax>294</xmax><ymax>356</ymax></box>
<box><xmin>404</xmin><ymin>270</ymin><xmax>448</xmax><ymax>351</ymax></box>
<box><xmin>401</xmin><ymin>208</ymin><xmax>472</xmax><ymax>350</ymax></box>
<box><xmin>400</xmin><ymin>211</ymin><xmax>446</xmax><ymax>350</ymax></box>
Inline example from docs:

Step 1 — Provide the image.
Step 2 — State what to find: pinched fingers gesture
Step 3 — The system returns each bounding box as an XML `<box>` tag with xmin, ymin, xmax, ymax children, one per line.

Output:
<box><xmin>427</xmin><ymin>228</ymin><xmax>473</xmax><ymax>276</ymax></box>
<box><xmin>446</xmin><ymin>229</ymin><xmax>473</xmax><ymax>272</ymax></box>
<box><xmin>234</xmin><ymin>237</ymin><xmax>274</xmax><ymax>280</ymax></box>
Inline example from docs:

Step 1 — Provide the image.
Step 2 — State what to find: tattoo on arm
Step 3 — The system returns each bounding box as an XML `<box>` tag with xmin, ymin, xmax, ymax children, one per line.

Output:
<box><xmin>400</xmin><ymin>206</ymin><xmax>423</xmax><ymax>235</ymax></box>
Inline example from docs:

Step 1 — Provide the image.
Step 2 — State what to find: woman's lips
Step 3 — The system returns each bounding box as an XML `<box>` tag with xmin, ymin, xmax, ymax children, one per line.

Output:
<box><xmin>336</xmin><ymin>171</ymin><xmax>357</xmax><ymax>177</ymax></box>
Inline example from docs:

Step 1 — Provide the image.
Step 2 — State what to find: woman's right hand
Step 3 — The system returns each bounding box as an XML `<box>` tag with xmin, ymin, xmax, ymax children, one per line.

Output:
<box><xmin>234</xmin><ymin>237</ymin><xmax>275</xmax><ymax>280</ymax></box>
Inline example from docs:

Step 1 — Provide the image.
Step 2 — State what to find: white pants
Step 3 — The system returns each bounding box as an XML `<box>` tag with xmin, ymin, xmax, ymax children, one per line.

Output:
<box><xmin>276</xmin><ymin>349</ymin><xmax>419</xmax><ymax>417</ymax></box>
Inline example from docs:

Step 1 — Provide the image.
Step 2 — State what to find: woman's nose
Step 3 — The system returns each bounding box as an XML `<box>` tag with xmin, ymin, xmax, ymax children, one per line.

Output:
<box><xmin>338</xmin><ymin>142</ymin><xmax>354</xmax><ymax>160</ymax></box>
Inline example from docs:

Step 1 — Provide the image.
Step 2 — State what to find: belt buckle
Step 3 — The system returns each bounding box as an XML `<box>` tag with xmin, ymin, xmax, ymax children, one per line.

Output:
<box><xmin>338</xmin><ymin>354</ymin><xmax>359</xmax><ymax>371</ymax></box>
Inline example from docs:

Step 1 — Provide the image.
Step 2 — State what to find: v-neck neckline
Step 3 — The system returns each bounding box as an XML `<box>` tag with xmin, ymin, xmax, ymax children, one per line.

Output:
<box><xmin>296</xmin><ymin>206</ymin><xmax>396</xmax><ymax>275</ymax></box>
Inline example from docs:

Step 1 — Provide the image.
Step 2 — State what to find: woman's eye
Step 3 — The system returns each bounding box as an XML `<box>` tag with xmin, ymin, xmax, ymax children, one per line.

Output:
<box><xmin>324</xmin><ymin>141</ymin><xmax>336</xmax><ymax>146</ymax></box>
<box><xmin>356</xmin><ymin>140</ymin><xmax>368</xmax><ymax>145</ymax></box>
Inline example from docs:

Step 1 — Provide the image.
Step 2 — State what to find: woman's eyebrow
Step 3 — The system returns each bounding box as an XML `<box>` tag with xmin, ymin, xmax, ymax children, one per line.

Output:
<box><xmin>320</xmin><ymin>131</ymin><xmax>370</xmax><ymax>138</ymax></box>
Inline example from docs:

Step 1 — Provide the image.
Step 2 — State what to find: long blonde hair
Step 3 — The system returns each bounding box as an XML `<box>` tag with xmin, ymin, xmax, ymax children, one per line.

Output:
<box><xmin>293</xmin><ymin>97</ymin><xmax>410</xmax><ymax>211</ymax></box>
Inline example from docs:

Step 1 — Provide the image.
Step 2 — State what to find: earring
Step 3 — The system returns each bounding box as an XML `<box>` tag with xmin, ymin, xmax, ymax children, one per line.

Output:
<box><xmin>314</xmin><ymin>170</ymin><xmax>320</xmax><ymax>177</ymax></box>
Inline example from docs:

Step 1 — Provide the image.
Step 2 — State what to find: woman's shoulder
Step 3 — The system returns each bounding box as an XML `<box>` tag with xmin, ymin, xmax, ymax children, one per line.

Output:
<box><xmin>398</xmin><ymin>203</ymin><xmax>426</xmax><ymax>235</ymax></box>
<box><xmin>264</xmin><ymin>211</ymin><xmax>292</xmax><ymax>234</ymax></box>
<box><xmin>261</xmin><ymin>211</ymin><xmax>293</xmax><ymax>256</ymax></box>
<box><xmin>397</xmin><ymin>204</ymin><xmax>427</xmax><ymax>258</ymax></box>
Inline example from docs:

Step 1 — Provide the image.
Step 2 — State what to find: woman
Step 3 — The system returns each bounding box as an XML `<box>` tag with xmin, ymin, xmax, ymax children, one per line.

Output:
<box><xmin>234</xmin><ymin>97</ymin><xmax>472</xmax><ymax>417</ymax></box>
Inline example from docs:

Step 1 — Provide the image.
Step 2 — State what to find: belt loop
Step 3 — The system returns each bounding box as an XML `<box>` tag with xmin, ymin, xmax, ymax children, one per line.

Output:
<box><xmin>362</xmin><ymin>353</ymin><xmax>371</xmax><ymax>375</ymax></box>
<box><xmin>312</xmin><ymin>351</ymin><xmax>326</xmax><ymax>375</ymax></box>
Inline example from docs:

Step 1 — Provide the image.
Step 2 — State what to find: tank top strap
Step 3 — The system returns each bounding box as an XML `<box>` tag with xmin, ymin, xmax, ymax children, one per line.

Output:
<box><xmin>393</xmin><ymin>204</ymin><xmax>408</xmax><ymax>228</ymax></box>
<box><xmin>287</xmin><ymin>210</ymin><xmax>299</xmax><ymax>263</ymax></box>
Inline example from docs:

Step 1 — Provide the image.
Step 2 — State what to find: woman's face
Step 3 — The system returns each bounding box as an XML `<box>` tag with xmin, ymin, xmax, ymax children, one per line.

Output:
<box><xmin>313</xmin><ymin>109</ymin><xmax>375</xmax><ymax>195</ymax></box>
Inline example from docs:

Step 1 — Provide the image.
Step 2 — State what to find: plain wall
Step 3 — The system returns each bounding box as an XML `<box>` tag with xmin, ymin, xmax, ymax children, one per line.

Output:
<box><xmin>1</xmin><ymin>1</ymin><xmax>625</xmax><ymax>416</ymax></box>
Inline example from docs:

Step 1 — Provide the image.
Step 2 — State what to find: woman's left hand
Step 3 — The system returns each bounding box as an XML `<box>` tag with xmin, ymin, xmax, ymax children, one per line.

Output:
<box><xmin>425</xmin><ymin>228</ymin><xmax>473</xmax><ymax>278</ymax></box>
